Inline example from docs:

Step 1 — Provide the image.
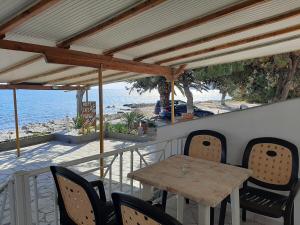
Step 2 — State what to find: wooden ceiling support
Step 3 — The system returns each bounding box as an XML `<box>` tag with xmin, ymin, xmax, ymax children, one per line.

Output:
<box><xmin>0</xmin><ymin>55</ymin><xmax>43</xmax><ymax>76</ymax></box>
<box><xmin>0</xmin><ymin>39</ymin><xmax>173</xmax><ymax>76</ymax></box>
<box><xmin>10</xmin><ymin>66</ymin><xmax>76</xmax><ymax>84</ymax></box>
<box><xmin>46</xmin><ymin>69</ymin><xmax>98</xmax><ymax>84</ymax></box>
<box><xmin>57</xmin><ymin>0</ymin><xmax>166</xmax><ymax>48</ymax></box>
<box><xmin>103</xmin><ymin>0</ymin><xmax>267</xmax><ymax>55</ymax></box>
<box><xmin>0</xmin><ymin>0</ymin><xmax>60</xmax><ymax>36</ymax></box>
<box><xmin>0</xmin><ymin>84</ymin><xmax>85</xmax><ymax>90</ymax></box>
<box><xmin>157</xmin><ymin>24</ymin><xmax>300</xmax><ymax>65</ymax></box>
<box><xmin>135</xmin><ymin>7</ymin><xmax>300</xmax><ymax>61</ymax></box>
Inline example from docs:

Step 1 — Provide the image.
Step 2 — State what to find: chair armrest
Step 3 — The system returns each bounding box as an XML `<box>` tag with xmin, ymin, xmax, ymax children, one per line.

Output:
<box><xmin>90</xmin><ymin>180</ymin><xmax>107</xmax><ymax>202</ymax></box>
<box><xmin>286</xmin><ymin>179</ymin><xmax>300</xmax><ymax>209</ymax></box>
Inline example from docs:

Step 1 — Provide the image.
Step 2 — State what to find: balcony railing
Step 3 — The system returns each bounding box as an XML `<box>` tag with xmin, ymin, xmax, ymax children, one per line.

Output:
<box><xmin>0</xmin><ymin>135</ymin><xmax>186</xmax><ymax>225</ymax></box>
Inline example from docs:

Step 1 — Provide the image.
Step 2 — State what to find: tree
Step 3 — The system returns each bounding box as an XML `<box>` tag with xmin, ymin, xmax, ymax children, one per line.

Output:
<box><xmin>127</xmin><ymin>76</ymin><xmax>171</xmax><ymax>113</ymax></box>
<box><xmin>176</xmin><ymin>70</ymin><xmax>208</xmax><ymax>112</ymax></box>
<box><xmin>194</xmin><ymin>62</ymin><xmax>245</xmax><ymax>105</ymax></box>
<box><xmin>76</xmin><ymin>90</ymin><xmax>85</xmax><ymax>115</ymax></box>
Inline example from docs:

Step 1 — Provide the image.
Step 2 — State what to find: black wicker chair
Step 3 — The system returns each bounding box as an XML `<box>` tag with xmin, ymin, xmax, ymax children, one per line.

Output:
<box><xmin>219</xmin><ymin>137</ymin><xmax>300</xmax><ymax>225</ymax></box>
<box><xmin>162</xmin><ymin>130</ymin><xmax>227</xmax><ymax>225</ymax></box>
<box><xmin>112</xmin><ymin>192</ymin><xmax>182</xmax><ymax>225</ymax></box>
<box><xmin>50</xmin><ymin>166</ymin><xmax>115</xmax><ymax>225</ymax></box>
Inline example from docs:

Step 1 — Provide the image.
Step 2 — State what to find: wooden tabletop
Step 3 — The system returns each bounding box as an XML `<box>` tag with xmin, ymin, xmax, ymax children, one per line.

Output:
<box><xmin>128</xmin><ymin>155</ymin><xmax>252</xmax><ymax>207</ymax></box>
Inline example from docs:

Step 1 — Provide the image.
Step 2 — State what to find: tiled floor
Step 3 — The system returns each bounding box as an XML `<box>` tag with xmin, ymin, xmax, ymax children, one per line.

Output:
<box><xmin>164</xmin><ymin>196</ymin><xmax>277</xmax><ymax>225</ymax></box>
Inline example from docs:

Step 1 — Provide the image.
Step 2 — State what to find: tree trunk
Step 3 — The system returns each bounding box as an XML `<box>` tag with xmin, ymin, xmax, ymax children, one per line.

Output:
<box><xmin>220</xmin><ymin>90</ymin><xmax>227</xmax><ymax>106</ymax></box>
<box><xmin>183</xmin><ymin>82</ymin><xmax>193</xmax><ymax>113</ymax></box>
<box><xmin>76</xmin><ymin>90</ymin><xmax>85</xmax><ymax>116</ymax></box>
<box><xmin>273</xmin><ymin>53</ymin><xmax>300</xmax><ymax>102</ymax></box>
<box><xmin>157</xmin><ymin>79</ymin><xmax>171</xmax><ymax>112</ymax></box>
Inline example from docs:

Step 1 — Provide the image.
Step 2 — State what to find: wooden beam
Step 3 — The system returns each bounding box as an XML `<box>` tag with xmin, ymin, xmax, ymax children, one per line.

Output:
<box><xmin>98</xmin><ymin>65</ymin><xmax>104</xmax><ymax>177</ymax></box>
<box><xmin>135</xmin><ymin>7</ymin><xmax>300</xmax><ymax>61</ymax></box>
<box><xmin>57</xmin><ymin>0</ymin><xmax>166</xmax><ymax>48</ymax></box>
<box><xmin>13</xmin><ymin>89</ymin><xmax>20</xmax><ymax>157</ymax></box>
<box><xmin>171</xmin><ymin>79</ymin><xmax>175</xmax><ymax>125</ymax></box>
<box><xmin>103</xmin><ymin>0</ymin><xmax>267</xmax><ymax>55</ymax></box>
<box><xmin>0</xmin><ymin>0</ymin><xmax>60</xmax><ymax>36</ymax></box>
<box><xmin>10</xmin><ymin>66</ymin><xmax>76</xmax><ymax>84</ymax></box>
<box><xmin>0</xmin><ymin>84</ymin><xmax>84</xmax><ymax>90</ymax></box>
<box><xmin>68</xmin><ymin>72</ymin><xmax>126</xmax><ymax>85</ymax></box>
<box><xmin>46</xmin><ymin>69</ymin><xmax>97</xmax><ymax>84</ymax></box>
<box><xmin>172</xmin><ymin>64</ymin><xmax>187</xmax><ymax>80</ymax></box>
<box><xmin>157</xmin><ymin>24</ymin><xmax>300</xmax><ymax>65</ymax></box>
<box><xmin>0</xmin><ymin>39</ymin><xmax>173</xmax><ymax>76</ymax></box>
<box><xmin>0</xmin><ymin>55</ymin><xmax>43</xmax><ymax>76</ymax></box>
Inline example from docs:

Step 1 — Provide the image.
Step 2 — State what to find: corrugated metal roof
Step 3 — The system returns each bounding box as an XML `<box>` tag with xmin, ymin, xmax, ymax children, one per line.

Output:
<box><xmin>76</xmin><ymin>0</ymin><xmax>239</xmax><ymax>51</ymax></box>
<box><xmin>1</xmin><ymin>0</ymin><xmax>300</xmax><ymax>86</ymax></box>
<box><xmin>122</xmin><ymin>0</ymin><xmax>300</xmax><ymax>58</ymax></box>
<box><xmin>0</xmin><ymin>0</ymin><xmax>37</xmax><ymax>24</ymax></box>
<box><xmin>11</xmin><ymin>0</ymin><xmax>140</xmax><ymax>42</ymax></box>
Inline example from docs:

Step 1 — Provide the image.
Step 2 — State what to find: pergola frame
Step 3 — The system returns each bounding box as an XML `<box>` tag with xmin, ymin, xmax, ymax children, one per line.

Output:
<box><xmin>0</xmin><ymin>0</ymin><xmax>298</xmax><ymax>172</ymax></box>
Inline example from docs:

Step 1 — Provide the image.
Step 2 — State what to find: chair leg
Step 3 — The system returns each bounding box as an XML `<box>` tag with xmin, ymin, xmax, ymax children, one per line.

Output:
<box><xmin>210</xmin><ymin>207</ymin><xmax>214</xmax><ymax>225</ymax></box>
<box><xmin>218</xmin><ymin>200</ymin><xmax>227</xmax><ymax>225</ymax></box>
<box><xmin>161</xmin><ymin>190</ymin><xmax>168</xmax><ymax>211</ymax></box>
<box><xmin>284</xmin><ymin>205</ymin><xmax>294</xmax><ymax>225</ymax></box>
<box><xmin>292</xmin><ymin>206</ymin><xmax>294</xmax><ymax>225</ymax></box>
<box><xmin>242</xmin><ymin>208</ymin><xmax>246</xmax><ymax>222</ymax></box>
<box><xmin>185</xmin><ymin>198</ymin><xmax>189</xmax><ymax>204</ymax></box>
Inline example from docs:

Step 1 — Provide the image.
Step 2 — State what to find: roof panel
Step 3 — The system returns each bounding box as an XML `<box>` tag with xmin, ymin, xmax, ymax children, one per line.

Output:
<box><xmin>0</xmin><ymin>0</ymin><xmax>37</xmax><ymax>23</ymax></box>
<box><xmin>76</xmin><ymin>0</ymin><xmax>239</xmax><ymax>51</ymax></box>
<box><xmin>11</xmin><ymin>0</ymin><xmax>140</xmax><ymax>42</ymax></box>
<box><xmin>122</xmin><ymin>0</ymin><xmax>300</xmax><ymax>58</ymax></box>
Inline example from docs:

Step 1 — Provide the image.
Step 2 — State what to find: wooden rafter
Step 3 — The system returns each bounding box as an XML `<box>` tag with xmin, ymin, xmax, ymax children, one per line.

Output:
<box><xmin>0</xmin><ymin>84</ymin><xmax>85</xmax><ymax>90</ymax></box>
<box><xmin>134</xmin><ymin>7</ymin><xmax>300</xmax><ymax>61</ymax></box>
<box><xmin>0</xmin><ymin>55</ymin><xmax>43</xmax><ymax>75</ymax></box>
<box><xmin>103</xmin><ymin>0</ymin><xmax>267</xmax><ymax>55</ymax></box>
<box><xmin>68</xmin><ymin>72</ymin><xmax>126</xmax><ymax>85</ymax></box>
<box><xmin>46</xmin><ymin>69</ymin><xmax>98</xmax><ymax>84</ymax></box>
<box><xmin>57</xmin><ymin>0</ymin><xmax>166</xmax><ymax>48</ymax></box>
<box><xmin>10</xmin><ymin>66</ymin><xmax>76</xmax><ymax>84</ymax></box>
<box><xmin>0</xmin><ymin>39</ymin><xmax>173</xmax><ymax>76</ymax></box>
<box><xmin>0</xmin><ymin>0</ymin><xmax>60</xmax><ymax>36</ymax></box>
<box><xmin>156</xmin><ymin>24</ymin><xmax>300</xmax><ymax>65</ymax></box>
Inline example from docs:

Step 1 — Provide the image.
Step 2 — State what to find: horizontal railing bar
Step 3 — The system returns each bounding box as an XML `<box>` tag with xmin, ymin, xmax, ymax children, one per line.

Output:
<box><xmin>15</xmin><ymin>136</ymin><xmax>186</xmax><ymax>177</ymax></box>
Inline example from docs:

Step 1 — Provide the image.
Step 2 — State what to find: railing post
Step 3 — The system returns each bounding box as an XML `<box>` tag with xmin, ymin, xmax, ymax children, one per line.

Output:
<box><xmin>14</xmin><ymin>171</ymin><xmax>32</xmax><ymax>225</ymax></box>
<box><xmin>8</xmin><ymin>180</ymin><xmax>16</xmax><ymax>225</ymax></box>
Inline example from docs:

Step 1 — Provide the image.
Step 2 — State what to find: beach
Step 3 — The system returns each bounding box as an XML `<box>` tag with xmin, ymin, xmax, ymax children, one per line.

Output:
<box><xmin>0</xmin><ymin>100</ymin><xmax>259</xmax><ymax>143</ymax></box>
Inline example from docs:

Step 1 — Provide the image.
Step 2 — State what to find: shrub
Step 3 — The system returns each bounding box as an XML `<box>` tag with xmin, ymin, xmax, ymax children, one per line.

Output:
<box><xmin>73</xmin><ymin>115</ymin><xmax>84</xmax><ymax>129</ymax></box>
<box><xmin>121</xmin><ymin>111</ymin><xmax>144</xmax><ymax>130</ymax></box>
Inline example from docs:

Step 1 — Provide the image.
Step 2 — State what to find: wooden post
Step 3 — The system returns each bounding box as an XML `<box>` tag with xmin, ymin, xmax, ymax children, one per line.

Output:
<box><xmin>13</xmin><ymin>89</ymin><xmax>20</xmax><ymax>157</ymax></box>
<box><xmin>171</xmin><ymin>79</ymin><xmax>175</xmax><ymax>125</ymax></box>
<box><xmin>98</xmin><ymin>65</ymin><xmax>104</xmax><ymax>177</ymax></box>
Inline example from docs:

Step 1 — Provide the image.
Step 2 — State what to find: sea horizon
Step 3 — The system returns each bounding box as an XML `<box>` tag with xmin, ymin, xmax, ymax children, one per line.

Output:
<box><xmin>0</xmin><ymin>83</ymin><xmax>226</xmax><ymax>131</ymax></box>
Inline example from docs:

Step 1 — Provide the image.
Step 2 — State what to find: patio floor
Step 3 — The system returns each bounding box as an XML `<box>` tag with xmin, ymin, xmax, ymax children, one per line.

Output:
<box><xmin>164</xmin><ymin>196</ymin><xmax>275</xmax><ymax>225</ymax></box>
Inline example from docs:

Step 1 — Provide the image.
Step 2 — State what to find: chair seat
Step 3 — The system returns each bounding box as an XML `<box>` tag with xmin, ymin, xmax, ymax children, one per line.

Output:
<box><xmin>240</xmin><ymin>186</ymin><xmax>288</xmax><ymax>218</ymax></box>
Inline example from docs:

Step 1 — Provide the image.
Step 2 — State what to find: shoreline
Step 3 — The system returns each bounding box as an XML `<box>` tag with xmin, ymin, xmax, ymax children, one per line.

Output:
<box><xmin>0</xmin><ymin>100</ymin><xmax>259</xmax><ymax>143</ymax></box>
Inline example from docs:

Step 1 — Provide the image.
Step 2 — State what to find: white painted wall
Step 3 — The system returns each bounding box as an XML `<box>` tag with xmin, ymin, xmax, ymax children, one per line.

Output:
<box><xmin>157</xmin><ymin>97</ymin><xmax>300</xmax><ymax>224</ymax></box>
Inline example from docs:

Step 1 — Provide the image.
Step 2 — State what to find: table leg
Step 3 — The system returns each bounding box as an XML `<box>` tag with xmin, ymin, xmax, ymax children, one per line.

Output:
<box><xmin>198</xmin><ymin>204</ymin><xmax>210</xmax><ymax>225</ymax></box>
<box><xmin>177</xmin><ymin>195</ymin><xmax>184</xmax><ymax>223</ymax></box>
<box><xmin>230</xmin><ymin>187</ymin><xmax>240</xmax><ymax>225</ymax></box>
<box><xmin>141</xmin><ymin>183</ymin><xmax>152</xmax><ymax>200</ymax></box>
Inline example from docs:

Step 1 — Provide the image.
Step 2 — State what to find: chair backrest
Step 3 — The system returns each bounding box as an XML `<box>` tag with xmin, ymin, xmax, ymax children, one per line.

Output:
<box><xmin>112</xmin><ymin>192</ymin><xmax>182</xmax><ymax>225</ymax></box>
<box><xmin>184</xmin><ymin>130</ymin><xmax>226</xmax><ymax>163</ymax></box>
<box><xmin>50</xmin><ymin>166</ymin><xmax>105</xmax><ymax>225</ymax></box>
<box><xmin>242</xmin><ymin>137</ymin><xmax>299</xmax><ymax>191</ymax></box>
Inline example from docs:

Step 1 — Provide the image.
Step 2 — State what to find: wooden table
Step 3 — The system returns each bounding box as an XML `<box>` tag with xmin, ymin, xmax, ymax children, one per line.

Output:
<box><xmin>128</xmin><ymin>155</ymin><xmax>252</xmax><ymax>225</ymax></box>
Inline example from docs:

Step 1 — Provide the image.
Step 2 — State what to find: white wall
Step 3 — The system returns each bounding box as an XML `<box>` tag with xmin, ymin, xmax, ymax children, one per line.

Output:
<box><xmin>157</xmin><ymin>97</ymin><xmax>300</xmax><ymax>224</ymax></box>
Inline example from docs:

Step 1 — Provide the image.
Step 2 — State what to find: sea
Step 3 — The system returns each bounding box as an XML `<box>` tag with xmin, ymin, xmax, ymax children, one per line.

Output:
<box><xmin>0</xmin><ymin>82</ymin><xmax>225</xmax><ymax>130</ymax></box>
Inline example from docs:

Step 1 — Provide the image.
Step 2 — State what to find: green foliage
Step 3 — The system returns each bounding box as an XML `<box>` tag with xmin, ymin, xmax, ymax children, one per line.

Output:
<box><xmin>106</xmin><ymin>123</ymin><xmax>129</xmax><ymax>134</ymax></box>
<box><xmin>121</xmin><ymin>111</ymin><xmax>144</xmax><ymax>130</ymax></box>
<box><xmin>73</xmin><ymin>115</ymin><xmax>84</xmax><ymax>129</ymax></box>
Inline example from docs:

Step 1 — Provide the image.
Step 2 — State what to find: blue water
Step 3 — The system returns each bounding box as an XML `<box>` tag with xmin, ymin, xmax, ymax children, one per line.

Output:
<box><xmin>0</xmin><ymin>83</ymin><xmax>224</xmax><ymax>130</ymax></box>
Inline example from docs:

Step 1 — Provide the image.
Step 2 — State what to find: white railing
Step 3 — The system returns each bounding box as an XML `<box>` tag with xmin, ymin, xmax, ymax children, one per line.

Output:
<box><xmin>0</xmin><ymin>136</ymin><xmax>186</xmax><ymax>225</ymax></box>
